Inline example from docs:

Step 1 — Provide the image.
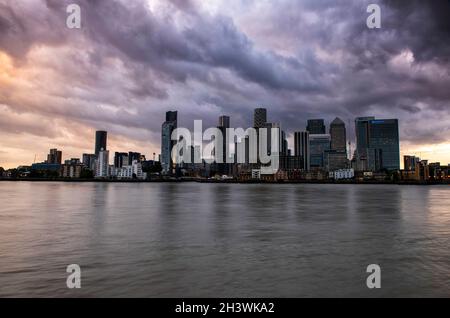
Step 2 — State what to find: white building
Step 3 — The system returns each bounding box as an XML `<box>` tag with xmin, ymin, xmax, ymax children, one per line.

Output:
<box><xmin>115</xmin><ymin>160</ymin><xmax>146</xmax><ymax>180</ymax></box>
<box><xmin>95</xmin><ymin>149</ymin><xmax>109</xmax><ymax>178</ymax></box>
<box><xmin>251</xmin><ymin>169</ymin><xmax>261</xmax><ymax>179</ymax></box>
<box><xmin>330</xmin><ymin>168</ymin><xmax>355</xmax><ymax>180</ymax></box>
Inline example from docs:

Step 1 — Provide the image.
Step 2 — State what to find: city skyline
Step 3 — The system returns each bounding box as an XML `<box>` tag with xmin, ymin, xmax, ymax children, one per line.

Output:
<box><xmin>2</xmin><ymin>109</ymin><xmax>450</xmax><ymax>170</ymax></box>
<box><xmin>1</xmin><ymin>0</ymin><xmax>450</xmax><ymax>168</ymax></box>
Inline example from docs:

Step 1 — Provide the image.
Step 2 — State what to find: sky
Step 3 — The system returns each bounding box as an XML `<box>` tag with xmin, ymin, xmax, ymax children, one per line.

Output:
<box><xmin>0</xmin><ymin>0</ymin><xmax>450</xmax><ymax>168</ymax></box>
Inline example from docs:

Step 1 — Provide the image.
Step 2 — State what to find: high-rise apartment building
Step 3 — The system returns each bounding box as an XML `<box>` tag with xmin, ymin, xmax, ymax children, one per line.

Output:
<box><xmin>95</xmin><ymin>131</ymin><xmax>107</xmax><ymax>156</ymax></box>
<box><xmin>161</xmin><ymin>111</ymin><xmax>178</xmax><ymax>174</ymax></box>
<box><xmin>95</xmin><ymin>148</ymin><xmax>109</xmax><ymax>178</ymax></box>
<box><xmin>47</xmin><ymin>148</ymin><xmax>62</xmax><ymax>164</ymax></box>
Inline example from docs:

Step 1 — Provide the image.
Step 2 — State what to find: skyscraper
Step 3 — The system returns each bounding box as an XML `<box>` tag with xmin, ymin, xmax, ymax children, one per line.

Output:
<box><xmin>330</xmin><ymin>117</ymin><xmax>347</xmax><ymax>153</ymax></box>
<box><xmin>367</xmin><ymin>119</ymin><xmax>400</xmax><ymax>171</ymax></box>
<box><xmin>95</xmin><ymin>131</ymin><xmax>107</xmax><ymax>156</ymax></box>
<box><xmin>309</xmin><ymin>134</ymin><xmax>331</xmax><ymax>168</ymax></box>
<box><xmin>306</xmin><ymin>119</ymin><xmax>326</xmax><ymax>134</ymax></box>
<box><xmin>253</xmin><ymin>108</ymin><xmax>267</xmax><ymax>128</ymax></box>
<box><xmin>355</xmin><ymin>117</ymin><xmax>400</xmax><ymax>171</ymax></box>
<box><xmin>218</xmin><ymin>115</ymin><xmax>230</xmax><ymax>174</ymax></box>
<box><xmin>294</xmin><ymin>131</ymin><xmax>310</xmax><ymax>171</ymax></box>
<box><xmin>355</xmin><ymin>117</ymin><xmax>375</xmax><ymax>170</ymax></box>
<box><xmin>161</xmin><ymin>111</ymin><xmax>178</xmax><ymax>174</ymax></box>
<box><xmin>95</xmin><ymin>148</ymin><xmax>109</xmax><ymax>178</ymax></box>
<box><xmin>328</xmin><ymin>117</ymin><xmax>348</xmax><ymax>171</ymax></box>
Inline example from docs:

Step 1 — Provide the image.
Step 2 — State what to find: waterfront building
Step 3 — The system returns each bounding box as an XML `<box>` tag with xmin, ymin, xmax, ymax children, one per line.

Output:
<box><xmin>61</xmin><ymin>162</ymin><xmax>83</xmax><ymax>178</ymax></box>
<box><xmin>95</xmin><ymin>131</ymin><xmax>107</xmax><ymax>156</ymax></box>
<box><xmin>114</xmin><ymin>152</ymin><xmax>129</xmax><ymax>168</ymax></box>
<box><xmin>355</xmin><ymin>117</ymin><xmax>400</xmax><ymax>171</ymax></box>
<box><xmin>294</xmin><ymin>131</ymin><xmax>310</xmax><ymax>171</ymax></box>
<box><xmin>330</xmin><ymin>117</ymin><xmax>347</xmax><ymax>153</ymax></box>
<box><xmin>95</xmin><ymin>148</ymin><xmax>109</xmax><ymax>178</ymax></box>
<box><xmin>82</xmin><ymin>153</ymin><xmax>96</xmax><ymax>171</ymax></box>
<box><xmin>161</xmin><ymin>111</ymin><xmax>178</xmax><ymax>174</ymax></box>
<box><xmin>330</xmin><ymin>168</ymin><xmax>355</xmax><ymax>180</ymax></box>
<box><xmin>309</xmin><ymin>134</ymin><xmax>331</xmax><ymax>169</ymax></box>
<box><xmin>128</xmin><ymin>152</ymin><xmax>141</xmax><ymax>165</ymax></box>
<box><xmin>218</xmin><ymin>115</ymin><xmax>231</xmax><ymax>175</ymax></box>
<box><xmin>115</xmin><ymin>160</ymin><xmax>146</xmax><ymax>180</ymax></box>
<box><xmin>47</xmin><ymin>148</ymin><xmax>62</xmax><ymax>164</ymax></box>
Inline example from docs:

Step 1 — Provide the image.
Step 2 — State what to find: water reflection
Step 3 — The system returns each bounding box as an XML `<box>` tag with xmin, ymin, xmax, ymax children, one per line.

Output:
<box><xmin>0</xmin><ymin>182</ymin><xmax>449</xmax><ymax>297</ymax></box>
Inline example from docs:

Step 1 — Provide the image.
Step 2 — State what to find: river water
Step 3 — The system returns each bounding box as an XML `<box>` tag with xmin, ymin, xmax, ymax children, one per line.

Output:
<box><xmin>0</xmin><ymin>182</ymin><xmax>449</xmax><ymax>297</ymax></box>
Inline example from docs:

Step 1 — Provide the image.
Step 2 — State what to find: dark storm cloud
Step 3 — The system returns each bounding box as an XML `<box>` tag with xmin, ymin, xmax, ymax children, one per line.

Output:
<box><xmin>0</xmin><ymin>0</ymin><xmax>449</xmax><ymax>159</ymax></box>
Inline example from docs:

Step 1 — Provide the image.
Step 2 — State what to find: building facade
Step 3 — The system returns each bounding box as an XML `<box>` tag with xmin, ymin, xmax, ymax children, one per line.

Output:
<box><xmin>307</xmin><ymin>119</ymin><xmax>326</xmax><ymax>134</ymax></box>
<box><xmin>161</xmin><ymin>111</ymin><xmax>178</xmax><ymax>174</ymax></box>
<box><xmin>95</xmin><ymin>131</ymin><xmax>107</xmax><ymax>156</ymax></box>
<box><xmin>309</xmin><ymin>134</ymin><xmax>331</xmax><ymax>169</ymax></box>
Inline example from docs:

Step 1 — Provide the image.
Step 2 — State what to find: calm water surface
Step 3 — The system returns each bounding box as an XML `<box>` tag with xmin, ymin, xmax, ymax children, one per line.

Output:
<box><xmin>0</xmin><ymin>182</ymin><xmax>449</xmax><ymax>297</ymax></box>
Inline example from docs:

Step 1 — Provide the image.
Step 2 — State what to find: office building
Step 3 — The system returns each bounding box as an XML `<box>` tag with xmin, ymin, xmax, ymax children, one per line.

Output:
<box><xmin>325</xmin><ymin>150</ymin><xmax>348</xmax><ymax>171</ymax></box>
<box><xmin>294</xmin><ymin>131</ymin><xmax>310</xmax><ymax>171</ymax></box>
<box><xmin>328</xmin><ymin>117</ymin><xmax>348</xmax><ymax>170</ymax></box>
<box><xmin>367</xmin><ymin>119</ymin><xmax>400</xmax><ymax>171</ymax></box>
<box><xmin>254</xmin><ymin>108</ymin><xmax>267</xmax><ymax>128</ymax></box>
<box><xmin>218</xmin><ymin>115</ymin><xmax>231</xmax><ymax>174</ymax></box>
<box><xmin>95</xmin><ymin>131</ymin><xmax>107</xmax><ymax>156</ymax></box>
<box><xmin>161</xmin><ymin>111</ymin><xmax>177</xmax><ymax>174</ymax></box>
<box><xmin>307</xmin><ymin>119</ymin><xmax>326</xmax><ymax>134</ymax></box>
<box><xmin>309</xmin><ymin>134</ymin><xmax>331</xmax><ymax>168</ymax></box>
<box><xmin>330</xmin><ymin>117</ymin><xmax>347</xmax><ymax>153</ymax></box>
<box><xmin>354</xmin><ymin>117</ymin><xmax>375</xmax><ymax>171</ymax></box>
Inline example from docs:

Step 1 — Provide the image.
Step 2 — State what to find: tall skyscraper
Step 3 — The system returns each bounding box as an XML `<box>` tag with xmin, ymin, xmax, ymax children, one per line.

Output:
<box><xmin>47</xmin><ymin>148</ymin><xmax>62</xmax><ymax>164</ymax></box>
<box><xmin>367</xmin><ymin>119</ymin><xmax>400</xmax><ymax>171</ymax></box>
<box><xmin>218</xmin><ymin>115</ymin><xmax>230</xmax><ymax>174</ymax></box>
<box><xmin>95</xmin><ymin>148</ymin><xmax>109</xmax><ymax>178</ymax></box>
<box><xmin>166</xmin><ymin>111</ymin><xmax>178</xmax><ymax>123</ymax></box>
<box><xmin>328</xmin><ymin>117</ymin><xmax>348</xmax><ymax>171</ymax></box>
<box><xmin>254</xmin><ymin>108</ymin><xmax>267</xmax><ymax>128</ymax></box>
<box><xmin>309</xmin><ymin>134</ymin><xmax>331</xmax><ymax>168</ymax></box>
<box><xmin>294</xmin><ymin>131</ymin><xmax>310</xmax><ymax>171</ymax></box>
<box><xmin>355</xmin><ymin>117</ymin><xmax>400</xmax><ymax>171</ymax></box>
<box><xmin>161</xmin><ymin>111</ymin><xmax>178</xmax><ymax>174</ymax></box>
<box><xmin>95</xmin><ymin>131</ymin><xmax>107</xmax><ymax>156</ymax></box>
<box><xmin>307</xmin><ymin>119</ymin><xmax>326</xmax><ymax>134</ymax></box>
<box><xmin>354</xmin><ymin>117</ymin><xmax>375</xmax><ymax>170</ymax></box>
<box><xmin>330</xmin><ymin>117</ymin><xmax>347</xmax><ymax>153</ymax></box>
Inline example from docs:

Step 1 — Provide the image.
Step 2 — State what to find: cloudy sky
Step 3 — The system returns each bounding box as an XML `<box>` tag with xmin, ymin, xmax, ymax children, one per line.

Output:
<box><xmin>0</xmin><ymin>0</ymin><xmax>449</xmax><ymax>168</ymax></box>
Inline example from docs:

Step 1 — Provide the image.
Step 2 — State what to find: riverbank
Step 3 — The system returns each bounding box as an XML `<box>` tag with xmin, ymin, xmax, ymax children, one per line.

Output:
<box><xmin>0</xmin><ymin>177</ymin><xmax>448</xmax><ymax>185</ymax></box>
